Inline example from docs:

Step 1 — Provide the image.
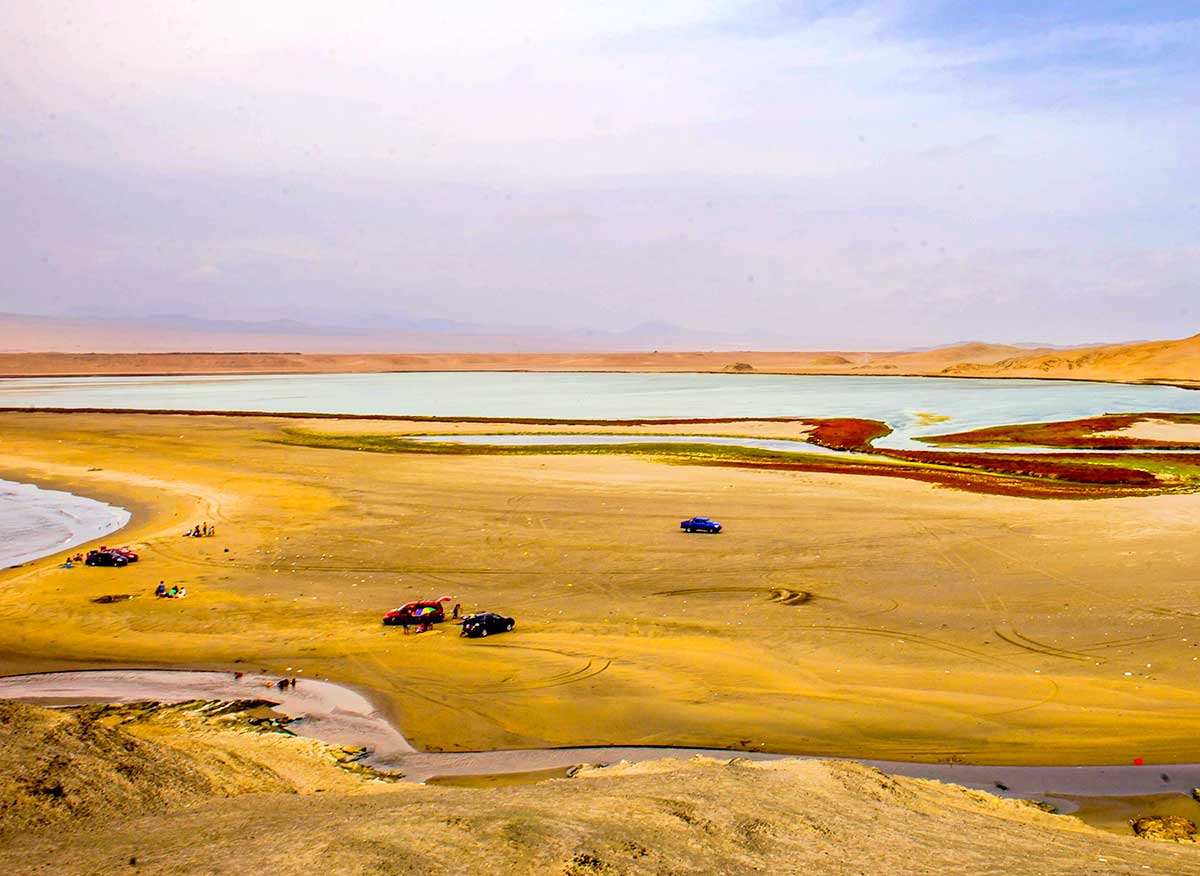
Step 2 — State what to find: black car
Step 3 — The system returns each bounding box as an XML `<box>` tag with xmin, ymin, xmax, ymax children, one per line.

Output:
<box><xmin>85</xmin><ymin>549</ymin><xmax>128</xmax><ymax>568</ymax></box>
<box><xmin>460</xmin><ymin>612</ymin><xmax>515</xmax><ymax>638</ymax></box>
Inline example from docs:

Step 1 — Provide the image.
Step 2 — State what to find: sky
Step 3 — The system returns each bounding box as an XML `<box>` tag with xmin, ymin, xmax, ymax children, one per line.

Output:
<box><xmin>1</xmin><ymin>1</ymin><xmax>1198</xmax><ymax>348</ymax></box>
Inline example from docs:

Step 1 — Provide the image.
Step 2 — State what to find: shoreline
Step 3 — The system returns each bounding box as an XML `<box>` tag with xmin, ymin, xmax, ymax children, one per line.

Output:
<box><xmin>4</xmin><ymin>667</ymin><xmax>1200</xmax><ymax>800</ymax></box>
<box><xmin>0</xmin><ymin>478</ymin><xmax>130</xmax><ymax>568</ymax></box>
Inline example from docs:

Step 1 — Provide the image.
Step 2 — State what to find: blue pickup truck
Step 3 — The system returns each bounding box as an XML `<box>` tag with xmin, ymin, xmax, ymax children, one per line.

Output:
<box><xmin>680</xmin><ymin>516</ymin><xmax>722</xmax><ymax>533</ymax></box>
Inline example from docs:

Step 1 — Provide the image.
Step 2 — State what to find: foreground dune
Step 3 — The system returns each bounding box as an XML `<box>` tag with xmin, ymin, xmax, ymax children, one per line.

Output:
<box><xmin>2</xmin><ymin>700</ymin><xmax>1197</xmax><ymax>875</ymax></box>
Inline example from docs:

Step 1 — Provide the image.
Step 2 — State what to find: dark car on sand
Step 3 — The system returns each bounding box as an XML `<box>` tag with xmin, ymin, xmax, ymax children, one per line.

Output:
<box><xmin>85</xmin><ymin>549</ymin><xmax>128</xmax><ymax>567</ymax></box>
<box><xmin>460</xmin><ymin>612</ymin><xmax>515</xmax><ymax>638</ymax></box>
<box><xmin>680</xmin><ymin>516</ymin><xmax>722</xmax><ymax>533</ymax></box>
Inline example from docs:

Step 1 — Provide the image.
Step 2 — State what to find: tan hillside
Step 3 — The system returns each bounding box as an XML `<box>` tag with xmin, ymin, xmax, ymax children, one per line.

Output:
<box><xmin>7</xmin><ymin>322</ymin><xmax>1197</xmax><ymax>384</ymax></box>
<box><xmin>944</xmin><ymin>333</ymin><xmax>1200</xmax><ymax>384</ymax></box>
<box><xmin>0</xmin><ymin>700</ymin><xmax>392</xmax><ymax>836</ymax></box>
<box><xmin>0</xmin><ymin>344</ymin><xmax>1039</xmax><ymax>379</ymax></box>
<box><xmin>2</xmin><ymin>699</ymin><xmax>1198</xmax><ymax>875</ymax></box>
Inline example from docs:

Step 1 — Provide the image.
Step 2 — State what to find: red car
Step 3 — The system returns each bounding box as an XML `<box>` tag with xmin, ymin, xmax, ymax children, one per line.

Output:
<box><xmin>101</xmin><ymin>546</ymin><xmax>139</xmax><ymax>563</ymax></box>
<box><xmin>85</xmin><ymin>549</ymin><xmax>128</xmax><ymax>568</ymax></box>
<box><xmin>382</xmin><ymin>599</ymin><xmax>449</xmax><ymax>626</ymax></box>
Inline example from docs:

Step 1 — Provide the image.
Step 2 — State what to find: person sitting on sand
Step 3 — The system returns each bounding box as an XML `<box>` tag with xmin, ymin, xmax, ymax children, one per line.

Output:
<box><xmin>155</xmin><ymin>582</ymin><xmax>166</xmax><ymax>598</ymax></box>
<box><xmin>167</xmin><ymin>585</ymin><xmax>179</xmax><ymax>598</ymax></box>
<box><xmin>177</xmin><ymin>586</ymin><xmax>187</xmax><ymax>598</ymax></box>
<box><xmin>201</xmin><ymin>522</ymin><xmax>208</xmax><ymax>536</ymax></box>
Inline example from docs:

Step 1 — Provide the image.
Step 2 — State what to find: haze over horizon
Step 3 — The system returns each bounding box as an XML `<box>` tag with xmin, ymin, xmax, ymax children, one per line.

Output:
<box><xmin>3</xmin><ymin>2</ymin><xmax>1198</xmax><ymax>349</ymax></box>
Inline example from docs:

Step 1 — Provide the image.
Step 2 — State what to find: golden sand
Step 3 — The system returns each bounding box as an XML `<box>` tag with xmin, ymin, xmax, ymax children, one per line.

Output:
<box><xmin>2</xmin><ymin>411</ymin><xmax>1200</xmax><ymax>764</ymax></box>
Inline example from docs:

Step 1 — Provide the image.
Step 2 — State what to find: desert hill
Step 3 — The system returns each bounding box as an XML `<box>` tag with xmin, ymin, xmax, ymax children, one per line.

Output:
<box><xmin>2</xmin><ymin>700</ymin><xmax>1198</xmax><ymax>874</ymax></box>
<box><xmin>0</xmin><ymin>325</ymin><xmax>1196</xmax><ymax>385</ymax></box>
<box><xmin>944</xmin><ymin>333</ymin><xmax>1200</xmax><ymax>384</ymax></box>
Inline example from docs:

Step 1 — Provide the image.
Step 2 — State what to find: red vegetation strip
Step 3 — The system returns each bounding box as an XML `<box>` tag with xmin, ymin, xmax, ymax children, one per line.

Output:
<box><xmin>885</xmin><ymin>450</ymin><xmax>1161</xmax><ymax>486</ymax></box>
<box><xmin>923</xmin><ymin>413</ymin><xmax>1200</xmax><ymax>450</ymax></box>
<box><xmin>707</xmin><ymin>459</ymin><xmax>1164</xmax><ymax>500</ymax></box>
<box><xmin>804</xmin><ymin>418</ymin><xmax>892</xmax><ymax>452</ymax></box>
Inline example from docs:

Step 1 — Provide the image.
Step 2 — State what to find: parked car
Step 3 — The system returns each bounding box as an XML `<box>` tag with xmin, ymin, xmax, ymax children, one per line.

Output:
<box><xmin>101</xmin><ymin>546</ymin><xmax>139</xmax><ymax>563</ymax></box>
<box><xmin>680</xmin><ymin>516</ymin><xmax>722</xmax><ymax>533</ymax></box>
<box><xmin>460</xmin><ymin>612</ymin><xmax>515</xmax><ymax>638</ymax></box>
<box><xmin>85</xmin><ymin>549</ymin><xmax>128</xmax><ymax>567</ymax></box>
<box><xmin>382</xmin><ymin>600</ymin><xmax>446</xmax><ymax>626</ymax></box>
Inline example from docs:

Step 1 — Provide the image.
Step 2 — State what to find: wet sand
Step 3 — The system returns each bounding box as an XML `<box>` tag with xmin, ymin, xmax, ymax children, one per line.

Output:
<box><xmin>0</xmin><ymin>669</ymin><xmax>412</xmax><ymax>757</ymax></box>
<box><xmin>9</xmin><ymin>667</ymin><xmax>1200</xmax><ymax>804</ymax></box>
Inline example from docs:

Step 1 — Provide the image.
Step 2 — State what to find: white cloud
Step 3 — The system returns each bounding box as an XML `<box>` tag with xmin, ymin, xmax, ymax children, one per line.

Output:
<box><xmin>1</xmin><ymin>1</ymin><xmax>1197</xmax><ymax>343</ymax></box>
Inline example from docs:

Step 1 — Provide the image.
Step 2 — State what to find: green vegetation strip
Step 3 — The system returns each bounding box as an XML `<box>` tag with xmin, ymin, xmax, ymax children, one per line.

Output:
<box><xmin>272</xmin><ymin>429</ymin><xmax>905</xmax><ymax>467</ymax></box>
<box><xmin>272</xmin><ymin>428</ymin><xmax>1200</xmax><ymax>500</ymax></box>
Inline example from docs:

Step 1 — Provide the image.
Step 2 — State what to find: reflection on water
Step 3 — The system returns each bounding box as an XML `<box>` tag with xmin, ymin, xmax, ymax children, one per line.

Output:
<box><xmin>1</xmin><ymin>372</ymin><xmax>1197</xmax><ymax>449</ymax></box>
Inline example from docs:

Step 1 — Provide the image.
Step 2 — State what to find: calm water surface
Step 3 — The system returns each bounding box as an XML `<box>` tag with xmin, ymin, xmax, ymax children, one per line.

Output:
<box><xmin>0</xmin><ymin>479</ymin><xmax>130</xmax><ymax>567</ymax></box>
<box><xmin>0</xmin><ymin>372</ymin><xmax>1196</xmax><ymax>449</ymax></box>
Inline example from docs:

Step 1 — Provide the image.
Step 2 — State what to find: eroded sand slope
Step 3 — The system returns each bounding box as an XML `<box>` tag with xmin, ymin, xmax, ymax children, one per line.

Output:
<box><xmin>2</xmin><ymin>701</ymin><xmax>1197</xmax><ymax>875</ymax></box>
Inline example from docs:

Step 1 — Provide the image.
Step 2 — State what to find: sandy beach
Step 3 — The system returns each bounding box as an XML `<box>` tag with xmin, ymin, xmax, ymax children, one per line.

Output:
<box><xmin>2</xmin><ymin>409</ymin><xmax>1200</xmax><ymax>766</ymax></box>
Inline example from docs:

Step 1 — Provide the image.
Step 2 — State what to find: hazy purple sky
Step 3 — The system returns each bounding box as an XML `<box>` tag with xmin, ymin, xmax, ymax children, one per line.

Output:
<box><xmin>2</xmin><ymin>2</ymin><xmax>1198</xmax><ymax>347</ymax></box>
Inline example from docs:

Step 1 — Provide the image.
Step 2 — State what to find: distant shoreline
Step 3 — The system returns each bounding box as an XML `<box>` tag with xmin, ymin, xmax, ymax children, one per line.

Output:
<box><xmin>0</xmin><ymin>341</ymin><xmax>1195</xmax><ymax>388</ymax></box>
<box><xmin>0</xmin><ymin>364</ymin><xmax>1196</xmax><ymax>392</ymax></box>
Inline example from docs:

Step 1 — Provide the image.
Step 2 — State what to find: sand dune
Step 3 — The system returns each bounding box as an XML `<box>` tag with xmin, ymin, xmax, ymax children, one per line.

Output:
<box><xmin>1</xmin><ymin>332</ymin><xmax>1197</xmax><ymax>384</ymax></box>
<box><xmin>944</xmin><ymin>334</ymin><xmax>1200</xmax><ymax>385</ymax></box>
<box><xmin>3</xmin><ymin>699</ymin><xmax>1198</xmax><ymax>874</ymax></box>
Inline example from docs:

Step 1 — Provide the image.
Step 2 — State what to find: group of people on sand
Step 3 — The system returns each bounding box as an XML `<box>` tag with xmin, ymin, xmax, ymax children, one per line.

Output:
<box><xmin>62</xmin><ymin>552</ymin><xmax>84</xmax><ymax>568</ymax></box>
<box><xmin>230</xmin><ymin>672</ymin><xmax>296</xmax><ymax>691</ymax></box>
<box><xmin>183</xmin><ymin>522</ymin><xmax>215</xmax><ymax>537</ymax></box>
<box><xmin>155</xmin><ymin>581</ymin><xmax>187</xmax><ymax>599</ymax></box>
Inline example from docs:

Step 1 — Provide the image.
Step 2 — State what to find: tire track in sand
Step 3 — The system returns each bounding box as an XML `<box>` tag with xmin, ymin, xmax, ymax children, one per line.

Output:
<box><xmin>654</xmin><ymin>586</ymin><xmax>812</xmax><ymax>606</ymax></box>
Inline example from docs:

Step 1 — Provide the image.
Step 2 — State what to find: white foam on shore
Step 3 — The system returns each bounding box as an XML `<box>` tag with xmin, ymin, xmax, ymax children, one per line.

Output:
<box><xmin>0</xmin><ymin>479</ymin><xmax>131</xmax><ymax>568</ymax></box>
